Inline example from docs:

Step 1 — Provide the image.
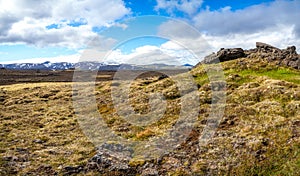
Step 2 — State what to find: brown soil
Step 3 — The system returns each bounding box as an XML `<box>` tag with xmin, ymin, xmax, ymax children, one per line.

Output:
<box><xmin>0</xmin><ymin>69</ymin><xmax>186</xmax><ymax>86</ymax></box>
<box><xmin>0</xmin><ymin>69</ymin><xmax>115</xmax><ymax>86</ymax></box>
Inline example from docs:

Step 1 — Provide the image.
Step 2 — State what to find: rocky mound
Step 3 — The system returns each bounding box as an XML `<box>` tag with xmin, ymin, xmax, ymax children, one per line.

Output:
<box><xmin>198</xmin><ymin>42</ymin><xmax>300</xmax><ymax>69</ymax></box>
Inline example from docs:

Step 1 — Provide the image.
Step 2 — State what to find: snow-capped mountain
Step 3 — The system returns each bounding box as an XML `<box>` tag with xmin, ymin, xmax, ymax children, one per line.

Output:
<box><xmin>0</xmin><ymin>61</ymin><xmax>116</xmax><ymax>71</ymax></box>
<box><xmin>0</xmin><ymin>61</ymin><xmax>193</xmax><ymax>71</ymax></box>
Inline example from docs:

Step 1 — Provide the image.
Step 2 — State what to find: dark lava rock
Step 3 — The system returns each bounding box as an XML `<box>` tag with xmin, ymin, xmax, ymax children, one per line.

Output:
<box><xmin>217</xmin><ymin>48</ymin><xmax>245</xmax><ymax>62</ymax></box>
<box><xmin>63</xmin><ymin>165</ymin><xmax>84</xmax><ymax>174</ymax></box>
<box><xmin>199</xmin><ymin>48</ymin><xmax>245</xmax><ymax>65</ymax></box>
<box><xmin>141</xmin><ymin>168</ymin><xmax>159</xmax><ymax>176</ymax></box>
<box><xmin>256</xmin><ymin>42</ymin><xmax>281</xmax><ymax>52</ymax></box>
<box><xmin>87</xmin><ymin>143</ymin><xmax>137</xmax><ymax>175</ymax></box>
<box><xmin>0</xmin><ymin>95</ymin><xmax>6</xmax><ymax>103</ymax></box>
<box><xmin>196</xmin><ymin>42</ymin><xmax>300</xmax><ymax>70</ymax></box>
<box><xmin>247</xmin><ymin>42</ymin><xmax>300</xmax><ymax>69</ymax></box>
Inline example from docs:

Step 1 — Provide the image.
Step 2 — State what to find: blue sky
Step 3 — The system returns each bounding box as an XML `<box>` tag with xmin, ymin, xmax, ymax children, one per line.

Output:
<box><xmin>126</xmin><ymin>0</ymin><xmax>275</xmax><ymax>15</ymax></box>
<box><xmin>0</xmin><ymin>0</ymin><xmax>299</xmax><ymax>64</ymax></box>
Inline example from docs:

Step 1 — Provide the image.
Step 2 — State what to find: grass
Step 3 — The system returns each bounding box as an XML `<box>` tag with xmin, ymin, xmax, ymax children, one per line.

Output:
<box><xmin>0</xmin><ymin>56</ymin><xmax>300</xmax><ymax>175</ymax></box>
<box><xmin>233</xmin><ymin>68</ymin><xmax>300</xmax><ymax>85</ymax></box>
<box><xmin>0</xmin><ymin>83</ymin><xmax>96</xmax><ymax>175</ymax></box>
<box><xmin>193</xmin><ymin>57</ymin><xmax>300</xmax><ymax>86</ymax></box>
<box><xmin>233</xmin><ymin>141</ymin><xmax>300</xmax><ymax>175</ymax></box>
<box><xmin>190</xmin><ymin>57</ymin><xmax>300</xmax><ymax>175</ymax></box>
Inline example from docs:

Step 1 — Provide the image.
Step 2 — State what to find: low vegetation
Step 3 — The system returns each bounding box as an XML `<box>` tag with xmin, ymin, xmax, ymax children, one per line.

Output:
<box><xmin>0</xmin><ymin>56</ymin><xmax>299</xmax><ymax>175</ymax></box>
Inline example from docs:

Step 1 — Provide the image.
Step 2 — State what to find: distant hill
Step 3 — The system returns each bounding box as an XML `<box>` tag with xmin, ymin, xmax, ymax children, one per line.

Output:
<box><xmin>0</xmin><ymin>61</ymin><xmax>193</xmax><ymax>71</ymax></box>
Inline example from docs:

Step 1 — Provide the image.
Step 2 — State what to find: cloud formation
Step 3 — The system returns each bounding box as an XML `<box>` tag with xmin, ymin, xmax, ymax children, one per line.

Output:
<box><xmin>0</xmin><ymin>0</ymin><xmax>130</xmax><ymax>48</ymax></box>
<box><xmin>0</xmin><ymin>54</ymin><xmax>81</xmax><ymax>64</ymax></box>
<box><xmin>156</xmin><ymin>0</ymin><xmax>300</xmax><ymax>54</ymax></box>
<box><xmin>104</xmin><ymin>41</ymin><xmax>198</xmax><ymax>65</ymax></box>
<box><xmin>1</xmin><ymin>0</ymin><xmax>300</xmax><ymax>64</ymax></box>
<box><xmin>155</xmin><ymin>0</ymin><xmax>203</xmax><ymax>16</ymax></box>
<box><xmin>2</xmin><ymin>41</ymin><xmax>198</xmax><ymax>65</ymax></box>
<box><xmin>193</xmin><ymin>0</ymin><xmax>300</xmax><ymax>36</ymax></box>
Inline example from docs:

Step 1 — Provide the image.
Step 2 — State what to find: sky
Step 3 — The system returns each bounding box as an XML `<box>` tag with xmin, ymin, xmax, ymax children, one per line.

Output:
<box><xmin>0</xmin><ymin>0</ymin><xmax>299</xmax><ymax>65</ymax></box>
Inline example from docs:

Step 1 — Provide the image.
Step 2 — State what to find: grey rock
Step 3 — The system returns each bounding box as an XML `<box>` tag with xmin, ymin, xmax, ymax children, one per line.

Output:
<box><xmin>63</xmin><ymin>165</ymin><xmax>84</xmax><ymax>174</ymax></box>
<box><xmin>88</xmin><ymin>143</ymin><xmax>136</xmax><ymax>174</ymax></box>
<box><xmin>0</xmin><ymin>95</ymin><xmax>6</xmax><ymax>102</ymax></box>
<box><xmin>33</xmin><ymin>139</ymin><xmax>44</xmax><ymax>144</ymax></box>
<box><xmin>197</xmin><ymin>42</ymin><xmax>299</xmax><ymax>70</ymax></box>
<box><xmin>200</xmin><ymin>48</ymin><xmax>245</xmax><ymax>64</ymax></box>
<box><xmin>256</xmin><ymin>42</ymin><xmax>281</xmax><ymax>52</ymax></box>
<box><xmin>141</xmin><ymin>168</ymin><xmax>159</xmax><ymax>176</ymax></box>
<box><xmin>217</xmin><ymin>48</ymin><xmax>245</xmax><ymax>61</ymax></box>
<box><xmin>250</xmin><ymin>42</ymin><xmax>300</xmax><ymax>69</ymax></box>
<box><xmin>286</xmin><ymin>46</ymin><xmax>296</xmax><ymax>53</ymax></box>
<box><xmin>288</xmin><ymin>60</ymin><xmax>300</xmax><ymax>69</ymax></box>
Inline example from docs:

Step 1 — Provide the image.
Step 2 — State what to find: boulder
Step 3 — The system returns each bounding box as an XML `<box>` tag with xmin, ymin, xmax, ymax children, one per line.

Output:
<box><xmin>201</xmin><ymin>48</ymin><xmax>245</xmax><ymax>64</ymax></box>
<box><xmin>256</xmin><ymin>42</ymin><xmax>281</xmax><ymax>52</ymax></box>
<box><xmin>286</xmin><ymin>46</ymin><xmax>296</xmax><ymax>53</ymax></box>
<box><xmin>217</xmin><ymin>48</ymin><xmax>245</xmax><ymax>61</ymax></box>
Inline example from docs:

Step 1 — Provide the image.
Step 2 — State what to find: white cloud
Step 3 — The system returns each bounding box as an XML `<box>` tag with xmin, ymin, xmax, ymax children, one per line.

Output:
<box><xmin>156</xmin><ymin>0</ymin><xmax>300</xmax><ymax>58</ymax></box>
<box><xmin>157</xmin><ymin>19</ymin><xmax>213</xmax><ymax>62</ymax></box>
<box><xmin>0</xmin><ymin>53</ymin><xmax>80</xmax><ymax>64</ymax></box>
<box><xmin>0</xmin><ymin>0</ymin><xmax>130</xmax><ymax>48</ymax></box>
<box><xmin>112</xmin><ymin>23</ymin><xmax>128</xmax><ymax>30</ymax></box>
<box><xmin>155</xmin><ymin>0</ymin><xmax>203</xmax><ymax>16</ymax></box>
<box><xmin>103</xmin><ymin>41</ymin><xmax>199</xmax><ymax>65</ymax></box>
<box><xmin>0</xmin><ymin>51</ymin><xmax>7</xmax><ymax>54</ymax></box>
<box><xmin>192</xmin><ymin>0</ymin><xmax>300</xmax><ymax>36</ymax></box>
<box><xmin>3</xmin><ymin>25</ymin><xmax>298</xmax><ymax>65</ymax></box>
<box><xmin>0</xmin><ymin>41</ymin><xmax>199</xmax><ymax>65</ymax></box>
<box><xmin>1</xmin><ymin>17</ymin><xmax>98</xmax><ymax>48</ymax></box>
<box><xmin>0</xmin><ymin>41</ymin><xmax>200</xmax><ymax>65</ymax></box>
<box><xmin>192</xmin><ymin>0</ymin><xmax>300</xmax><ymax>53</ymax></box>
<box><xmin>202</xmin><ymin>24</ymin><xmax>300</xmax><ymax>52</ymax></box>
<box><xmin>160</xmin><ymin>41</ymin><xmax>205</xmax><ymax>64</ymax></box>
<box><xmin>51</xmin><ymin>0</ymin><xmax>130</xmax><ymax>27</ymax></box>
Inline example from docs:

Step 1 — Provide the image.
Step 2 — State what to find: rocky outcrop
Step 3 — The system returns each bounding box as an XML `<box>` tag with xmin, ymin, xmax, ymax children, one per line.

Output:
<box><xmin>255</xmin><ymin>42</ymin><xmax>281</xmax><ymax>52</ymax></box>
<box><xmin>199</xmin><ymin>48</ymin><xmax>245</xmax><ymax>65</ymax></box>
<box><xmin>246</xmin><ymin>42</ymin><xmax>300</xmax><ymax>69</ymax></box>
<box><xmin>198</xmin><ymin>42</ymin><xmax>300</xmax><ymax>69</ymax></box>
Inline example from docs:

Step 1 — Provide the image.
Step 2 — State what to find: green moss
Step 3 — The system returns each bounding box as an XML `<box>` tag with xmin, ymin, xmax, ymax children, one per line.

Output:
<box><xmin>234</xmin><ymin>144</ymin><xmax>300</xmax><ymax>176</ymax></box>
<box><xmin>259</xmin><ymin>68</ymin><xmax>300</xmax><ymax>84</ymax></box>
<box><xmin>229</xmin><ymin>67</ymin><xmax>299</xmax><ymax>85</ymax></box>
<box><xmin>194</xmin><ymin>73</ymin><xmax>209</xmax><ymax>86</ymax></box>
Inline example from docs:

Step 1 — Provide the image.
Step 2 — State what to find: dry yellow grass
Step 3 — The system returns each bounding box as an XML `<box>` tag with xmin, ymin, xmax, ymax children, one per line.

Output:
<box><xmin>0</xmin><ymin>57</ymin><xmax>300</xmax><ymax>175</ymax></box>
<box><xmin>0</xmin><ymin>82</ymin><xmax>95</xmax><ymax>175</ymax></box>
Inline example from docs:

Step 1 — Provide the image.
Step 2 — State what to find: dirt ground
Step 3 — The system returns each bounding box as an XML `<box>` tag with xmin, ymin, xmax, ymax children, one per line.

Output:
<box><xmin>0</xmin><ymin>69</ymin><xmax>186</xmax><ymax>86</ymax></box>
<box><xmin>0</xmin><ymin>69</ymin><xmax>114</xmax><ymax>85</ymax></box>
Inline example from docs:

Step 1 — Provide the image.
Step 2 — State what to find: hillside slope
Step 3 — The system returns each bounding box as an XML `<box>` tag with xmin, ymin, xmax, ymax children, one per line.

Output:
<box><xmin>0</xmin><ymin>51</ymin><xmax>300</xmax><ymax>175</ymax></box>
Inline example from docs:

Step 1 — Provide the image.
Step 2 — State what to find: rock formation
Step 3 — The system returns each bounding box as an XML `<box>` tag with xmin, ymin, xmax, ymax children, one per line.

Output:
<box><xmin>198</xmin><ymin>42</ymin><xmax>300</xmax><ymax>69</ymax></box>
<box><xmin>199</xmin><ymin>48</ymin><xmax>245</xmax><ymax>65</ymax></box>
<box><xmin>247</xmin><ymin>42</ymin><xmax>300</xmax><ymax>69</ymax></box>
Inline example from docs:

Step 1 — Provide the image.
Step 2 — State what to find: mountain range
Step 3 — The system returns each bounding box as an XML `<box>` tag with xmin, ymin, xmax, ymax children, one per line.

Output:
<box><xmin>0</xmin><ymin>61</ymin><xmax>193</xmax><ymax>71</ymax></box>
